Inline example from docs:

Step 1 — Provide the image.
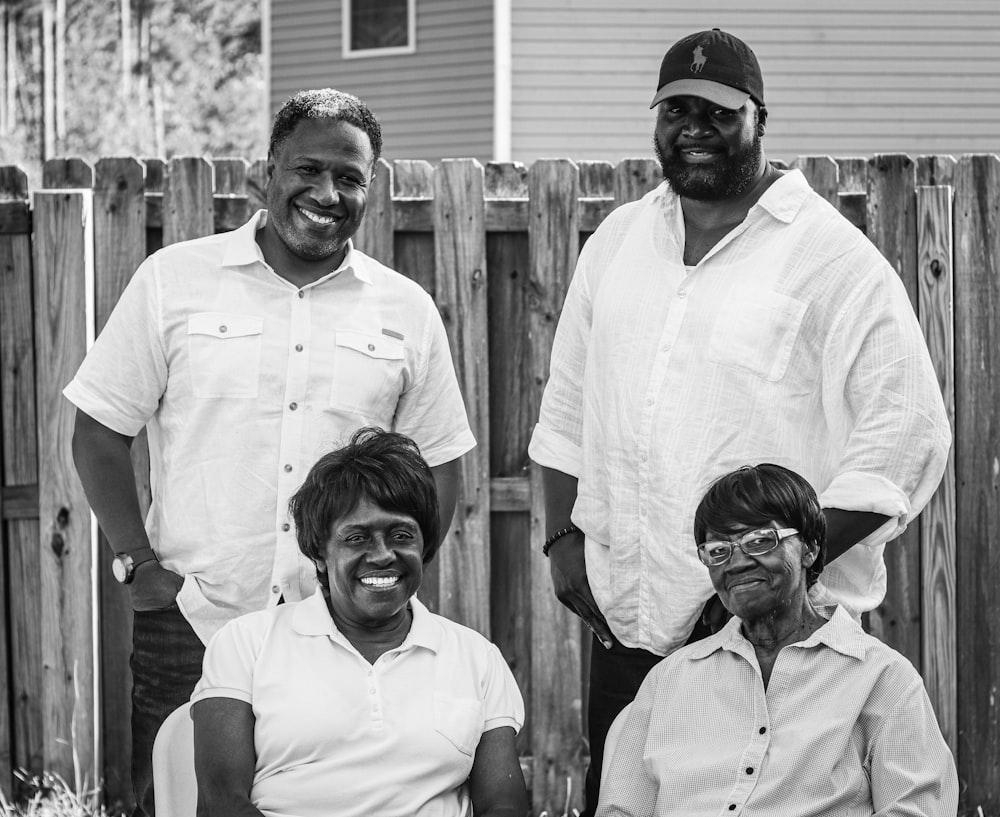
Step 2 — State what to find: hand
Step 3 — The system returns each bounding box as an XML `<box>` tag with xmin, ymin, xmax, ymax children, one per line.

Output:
<box><xmin>128</xmin><ymin>560</ymin><xmax>184</xmax><ymax>612</ymax></box>
<box><xmin>700</xmin><ymin>593</ymin><xmax>732</xmax><ymax>634</ymax></box>
<box><xmin>547</xmin><ymin>531</ymin><xmax>615</xmax><ymax>649</ymax></box>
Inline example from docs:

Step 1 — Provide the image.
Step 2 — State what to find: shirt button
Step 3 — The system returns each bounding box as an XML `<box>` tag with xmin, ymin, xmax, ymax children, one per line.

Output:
<box><xmin>367</xmin><ymin>343</ymin><xmax>376</xmax><ymax>351</ymax></box>
<box><xmin>639</xmin><ymin>453</ymin><xmax>648</xmax><ymax>462</ymax></box>
<box><xmin>662</xmin><ymin>344</ymin><xmax>671</xmax><ymax>352</ymax></box>
<box><xmin>728</xmin><ymin>806</ymin><xmax>736</xmax><ymax>812</ymax></box>
<box><xmin>271</xmin><ymin>585</ymin><xmax>280</xmax><ymax>594</ymax></box>
<box><xmin>219</xmin><ymin>325</ymin><xmax>227</xmax><ymax>333</ymax></box>
<box><xmin>678</xmin><ymin>289</ymin><xmax>687</xmax><ymax>298</ymax></box>
<box><xmin>284</xmin><ymin>464</ymin><xmax>293</xmax><ymax>472</ymax></box>
<box><xmin>759</xmin><ymin>726</ymin><xmax>767</xmax><ymax>734</ymax></box>
<box><xmin>281</xmin><ymin>522</ymin><xmax>290</xmax><ymax>532</ymax></box>
<box><xmin>746</xmin><ymin>767</ymin><xmax>754</xmax><ymax>775</ymax></box>
<box><xmin>298</xmin><ymin>290</ymin><xmax>305</xmax><ymax>299</ymax></box>
<box><xmin>295</xmin><ymin>344</ymin><xmax>303</xmax><ymax>352</ymax></box>
<box><xmin>289</xmin><ymin>402</ymin><xmax>298</xmax><ymax>411</ymax></box>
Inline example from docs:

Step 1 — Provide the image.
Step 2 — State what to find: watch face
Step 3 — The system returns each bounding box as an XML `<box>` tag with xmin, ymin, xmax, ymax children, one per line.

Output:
<box><xmin>112</xmin><ymin>556</ymin><xmax>130</xmax><ymax>583</ymax></box>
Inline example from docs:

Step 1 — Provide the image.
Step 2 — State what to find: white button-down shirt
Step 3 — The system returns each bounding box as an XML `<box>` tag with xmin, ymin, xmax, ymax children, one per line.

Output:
<box><xmin>529</xmin><ymin>171</ymin><xmax>950</xmax><ymax>655</ymax></box>
<box><xmin>597</xmin><ymin>606</ymin><xmax>957</xmax><ymax>817</ymax></box>
<box><xmin>192</xmin><ymin>591</ymin><xmax>524</xmax><ymax>817</ymax></box>
<box><xmin>64</xmin><ymin>211</ymin><xmax>475</xmax><ymax>643</ymax></box>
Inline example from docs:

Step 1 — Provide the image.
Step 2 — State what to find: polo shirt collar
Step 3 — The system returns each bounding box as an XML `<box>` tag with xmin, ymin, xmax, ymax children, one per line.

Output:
<box><xmin>220</xmin><ymin>210</ymin><xmax>374</xmax><ymax>286</ymax></box>
<box><xmin>291</xmin><ymin>588</ymin><xmax>441</xmax><ymax>653</ymax></box>
<box><xmin>687</xmin><ymin>604</ymin><xmax>868</xmax><ymax>662</ymax></box>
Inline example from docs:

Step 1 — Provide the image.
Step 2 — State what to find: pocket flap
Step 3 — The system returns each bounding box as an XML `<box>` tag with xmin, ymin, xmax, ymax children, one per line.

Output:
<box><xmin>432</xmin><ymin>695</ymin><xmax>484</xmax><ymax>756</ymax></box>
<box><xmin>188</xmin><ymin>312</ymin><xmax>263</xmax><ymax>339</ymax></box>
<box><xmin>335</xmin><ymin>330</ymin><xmax>405</xmax><ymax>360</ymax></box>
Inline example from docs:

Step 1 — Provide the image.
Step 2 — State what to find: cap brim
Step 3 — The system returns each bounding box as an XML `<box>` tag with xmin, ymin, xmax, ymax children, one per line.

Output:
<box><xmin>650</xmin><ymin>79</ymin><xmax>750</xmax><ymax>110</ymax></box>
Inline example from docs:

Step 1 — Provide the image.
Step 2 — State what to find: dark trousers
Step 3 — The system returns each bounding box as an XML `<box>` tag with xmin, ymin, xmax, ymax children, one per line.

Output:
<box><xmin>581</xmin><ymin>617</ymin><xmax>713</xmax><ymax>817</ymax></box>
<box><xmin>130</xmin><ymin>606</ymin><xmax>206</xmax><ymax>817</ymax></box>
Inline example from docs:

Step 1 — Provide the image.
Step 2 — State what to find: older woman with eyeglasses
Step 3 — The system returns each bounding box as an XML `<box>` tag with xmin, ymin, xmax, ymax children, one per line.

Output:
<box><xmin>597</xmin><ymin>463</ymin><xmax>957</xmax><ymax>817</ymax></box>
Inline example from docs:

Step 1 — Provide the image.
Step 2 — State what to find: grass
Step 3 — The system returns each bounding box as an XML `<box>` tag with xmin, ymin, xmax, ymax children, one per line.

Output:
<box><xmin>0</xmin><ymin>770</ymin><xmax>117</xmax><ymax>817</ymax></box>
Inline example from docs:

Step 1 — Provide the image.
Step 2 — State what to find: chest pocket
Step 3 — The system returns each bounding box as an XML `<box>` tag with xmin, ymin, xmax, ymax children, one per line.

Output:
<box><xmin>707</xmin><ymin>290</ymin><xmax>807</xmax><ymax>382</ymax></box>
<box><xmin>330</xmin><ymin>330</ymin><xmax>406</xmax><ymax>421</ymax></box>
<box><xmin>187</xmin><ymin>312</ymin><xmax>263</xmax><ymax>398</ymax></box>
<box><xmin>432</xmin><ymin>694</ymin><xmax>484</xmax><ymax>758</ymax></box>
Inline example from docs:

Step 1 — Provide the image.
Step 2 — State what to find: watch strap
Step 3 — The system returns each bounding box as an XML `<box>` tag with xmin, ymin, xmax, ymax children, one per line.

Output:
<box><xmin>124</xmin><ymin>546</ymin><xmax>158</xmax><ymax>568</ymax></box>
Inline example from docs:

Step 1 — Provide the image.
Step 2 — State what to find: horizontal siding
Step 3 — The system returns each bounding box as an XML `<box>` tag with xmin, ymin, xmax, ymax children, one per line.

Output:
<box><xmin>270</xmin><ymin>0</ymin><xmax>494</xmax><ymax>161</ymax></box>
<box><xmin>511</xmin><ymin>0</ymin><xmax>1000</xmax><ymax>163</ymax></box>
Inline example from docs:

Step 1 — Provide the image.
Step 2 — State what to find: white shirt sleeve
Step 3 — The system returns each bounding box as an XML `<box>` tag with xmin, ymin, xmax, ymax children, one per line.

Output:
<box><xmin>481</xmin><ymin>642</ymin><xmax>526</xmax><ymax>734</ymax></box>
<box><xmin>393</xmin><ymin>296</ymin><xmax>476</xmax><ymax>468</ymax></box>
<box><xmin>62</xmin><ymin>256</ymin><xmax>167</xmax><ymax>436</ymax></box>
<box><xmin>190</xmin><ymin>615</ymin><xmax>264</xmax><ymax>706</ymax></box>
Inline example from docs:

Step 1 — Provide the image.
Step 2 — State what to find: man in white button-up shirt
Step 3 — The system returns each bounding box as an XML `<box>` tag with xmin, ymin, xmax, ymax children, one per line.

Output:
<box><xmin>528</xmin><ymin>30</ymin><xmax>950</xmax><ymax>816</ymax></box>
<box><xmin>65</xmin><ymin>90</ymin><xmax>475</xmax><ymax>817</ymax></box>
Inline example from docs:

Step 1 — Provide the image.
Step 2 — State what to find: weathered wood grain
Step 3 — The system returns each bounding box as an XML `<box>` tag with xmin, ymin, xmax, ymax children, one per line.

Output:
<box><xmin>93</xmin><ymin>157</ymin><xmax>147</xmax><ymax>808</ymax></box>
<box><xmin>528</xmin><ymin>159</ymin><xmax>584</xmax><ymax>817</ymax></box>
<box><xmin>353</xmin><ymin>157</ymin><xmax>393</xmax><ymax>266</ymax></box>
<box><xmin>792</xmin><ymin>155</ymin><xmax>839</xmax><ymax>205</ymax></box>
<box><xmin>485</xmin><ymin>161</ymin><xmax>527</xmax><ymax>198</ymax></box>
<box><xmin>865</xmin><ymin>155</ymin><xmax>922</xmax><ymax>668</ymax></box>
<box><xmin>836</xmin><ymin>156</ymin><xmax>869</xmax><ymax>193</ymax></box>
<box><xmin>916</xmin><ymin>155</ymin><xmax>957</xmax><ymax>188</ymax></box>
<box><xmin>247</xmin><ymin>158</ymin><xmax>269</xmax><ymax>213</ymax></box>
<box><xmin>613</xmin><ymin>158</ymin><xmax>659</xmax><ymax>206</ymax></box>
<box><xmin>432</xmin><ymin>160</ymin><xmax>490</xmax><ymax>636</ymax></box>
<box><xmin>211</xmin><ymin>157</ymin><xmax>251</xmax><ymax>228</ymax></box>
<box><xmin>393</xmin><ymin>159</ymin><xmax>435</xmax><ymax>197</ymax></box>
<box><xmin>578</xmin><ymin>161</ymin><xmax>614</xmax><ymax>198</ymax></box>
<box><xmin>953</xmin><ymin>154</ymin><xmax>1000</xmax><ymax>815</ymax></box>
<box><xmin>915</xmin><ymin>184</ymin><xmax>956</xmax><ymax>755</ymax></box>
<box><xmin>32</xmin><ymin>190</ymin><xmax>97</xmax><ymax>782</ymax></box>
<box><xmin>0</xmin><ymin>166</ymin><xmax>43</xmax><ymax>785</ymax></box>
<box><xmin>163</xmin><ymin>157</ymin><xmax>214</xmax><ymax>245</ymax></box>
<box><xmin>41</xmin><ymin>157</ymin><xmax>93</xmax><ymax>189</ymax></box>
<box><xmin>391</xmin><ymin>162</ymin><xmax>436</xmax><ymax>298</ymax></box>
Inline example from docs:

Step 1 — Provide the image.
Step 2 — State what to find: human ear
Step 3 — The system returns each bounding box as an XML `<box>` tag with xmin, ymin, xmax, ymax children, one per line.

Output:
<box><xmin>801</xmin><ymin>542</ymin><xmax>819</xmax><ymax>568</ymax></box>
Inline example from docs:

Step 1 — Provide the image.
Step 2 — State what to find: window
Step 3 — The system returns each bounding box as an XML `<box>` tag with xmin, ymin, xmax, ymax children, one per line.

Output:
<box><xmin>343</xmin><ymin>0</ymin><xmax>415</xmax><ymax>58</ymax></box>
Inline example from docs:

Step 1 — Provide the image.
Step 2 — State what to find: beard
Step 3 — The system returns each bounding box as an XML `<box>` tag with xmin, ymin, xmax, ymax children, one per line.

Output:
<box><xmin>654</xmin><ymin>129</ymin><xmax>764</xmax><ymax>201</ymax></box>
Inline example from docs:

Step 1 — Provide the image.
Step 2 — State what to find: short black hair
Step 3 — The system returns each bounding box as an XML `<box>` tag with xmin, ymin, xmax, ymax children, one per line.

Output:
<box><xmin>269</xmin><ymin>88</ymin><xmax>383</xmax><ymax>164</ymax></box>
<box><xmin>693</xmin><ymin>463</ymin><xmax>826</xmax><ymax>587</ymax></box>
<box><xmin>289</xmin><ymin>428</ymin><xmax>441</xmax><ymax>570</ymax></box>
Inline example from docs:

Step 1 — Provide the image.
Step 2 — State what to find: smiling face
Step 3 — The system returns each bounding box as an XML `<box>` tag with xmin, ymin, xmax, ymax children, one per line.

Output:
<box><xmin>653</xmin><ymin>95</ymin><xmax>763</xmax><ymax>201</ymax></box>
<box><xmin>706</xmin><ymin>521</ymin><xmax>818</xmax><ymax>625</ymax></box>
<box><xmin>315</xmin><ymin>497</ymin><xmax>424</xmax><ymax>632</ymax></box>
<box><xmin>262</xmin><ymin>117</ymin><xmax>374</xmax><ymax>277</ymax></box>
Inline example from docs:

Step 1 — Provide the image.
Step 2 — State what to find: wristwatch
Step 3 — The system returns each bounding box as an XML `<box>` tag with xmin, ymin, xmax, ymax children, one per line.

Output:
<box><xmin>112</xmin><ymin>547</ymin><xmax>158</xmax><ymax>584</ymax></box>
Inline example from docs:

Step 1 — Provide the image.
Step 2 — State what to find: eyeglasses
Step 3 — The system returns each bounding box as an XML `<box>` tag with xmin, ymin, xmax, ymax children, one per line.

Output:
<box><xmin>696</xmin><ymin>527</ymin><xmax>799</xmax><ymax>567</ymax></box>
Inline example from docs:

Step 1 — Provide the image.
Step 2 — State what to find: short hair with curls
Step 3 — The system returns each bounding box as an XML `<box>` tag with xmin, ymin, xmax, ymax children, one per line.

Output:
<box><xmin>289</xmin><ymin>428</ymin><xmax>441</xmax><ymax>569</ymax></box>
<box><xmin>269</xmin><ymin>88</ymin><xmax>383</xmax><ymax>164</ymax></box>
<box><xmin>693</xmin><ymin>463</ymin><xmax>826</xmax><ymax>587</ymax></box>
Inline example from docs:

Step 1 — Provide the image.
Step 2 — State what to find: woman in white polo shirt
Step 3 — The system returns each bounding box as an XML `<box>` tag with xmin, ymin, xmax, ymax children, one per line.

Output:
<box><xmin>191</xmin><ymin>428</ymin><xmax>526</xmax><ymax>817</ymax></box>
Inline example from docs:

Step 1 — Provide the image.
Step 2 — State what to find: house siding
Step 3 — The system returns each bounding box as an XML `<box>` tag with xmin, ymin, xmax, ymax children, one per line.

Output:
<box><xmin>270</xmin><ymin>0</ymin><xmax>494</xmax><ymax>161</ymax></box>
<box><xmin>511</xmin><ymin>0</ymin><xmax>1000</xmax><ymax>163</ymax></box>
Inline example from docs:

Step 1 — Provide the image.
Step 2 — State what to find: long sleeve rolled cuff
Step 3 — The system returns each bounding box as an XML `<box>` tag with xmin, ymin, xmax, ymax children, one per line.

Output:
<box><xmin>818</xmin><ymin>471</ymin><xmax>913</xmax><ymax>546</ymax></box>
<box><xmin>527</xmin><ymin>423</ymin><xmax>583</xmax><ymax>478</ymax></box>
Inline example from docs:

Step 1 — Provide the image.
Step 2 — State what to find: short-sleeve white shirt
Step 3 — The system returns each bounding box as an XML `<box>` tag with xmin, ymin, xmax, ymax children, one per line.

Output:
<box><xmin>191</xmin><ymin>591</ymin><xmax>525</xmax><ymax>817</ymax></box>
<box><xmin>63</xmin><ymin>211</ymin><xmax>476</xmax><ymax>642</ymax></box>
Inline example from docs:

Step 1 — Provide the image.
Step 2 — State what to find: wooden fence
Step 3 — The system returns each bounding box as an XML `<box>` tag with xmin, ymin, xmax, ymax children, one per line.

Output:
<box><xmin>0</xmin><ymin>152</ymin><xmax>997</xmax><ymax>816</ymax></box>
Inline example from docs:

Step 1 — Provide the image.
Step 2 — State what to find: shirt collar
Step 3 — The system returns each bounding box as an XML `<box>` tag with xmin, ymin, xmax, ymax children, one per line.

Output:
<box><xmin>687</xmin><ymin>604</ymin><xmax>868</xmax><ymax>662</ymax></box>
<box><xmin>221</xmin><ymin>210</ymin><xmax>374</xmax><ymax>286</ymax></box>
<box><xmin>654</xmin><ymin>167</ymin><xmax>811</xmax><ymax>226</ymax></box>
<box><xmin>291</xmin><ymin>588</ymin><xmax>441</xmax><ymax>654</ymax></box>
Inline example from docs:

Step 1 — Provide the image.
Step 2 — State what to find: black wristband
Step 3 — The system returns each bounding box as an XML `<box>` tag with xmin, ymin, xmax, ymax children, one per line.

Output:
<box><xmin>542</xmin><ymin>524</ymin><xmax>581</xmax><ymax>557</ymax></box>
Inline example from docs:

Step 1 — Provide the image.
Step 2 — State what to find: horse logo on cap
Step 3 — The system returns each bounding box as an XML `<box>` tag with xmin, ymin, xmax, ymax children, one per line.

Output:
<box><xmin>691</xmin><ymin>45</ymin><xmax>707</xmax><ymax>73</ymax></box>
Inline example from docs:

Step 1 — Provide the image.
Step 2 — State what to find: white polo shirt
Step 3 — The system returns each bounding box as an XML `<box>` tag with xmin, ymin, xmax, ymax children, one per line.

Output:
<box><xmin>192</xmin><ymin>591</ymin><xmax>524</xmax><ymax>817</ymax></box>
<box><xmin>63</xmin><ymin>211</ymin><xmax>476</xmax><ymax>643</ymax></box>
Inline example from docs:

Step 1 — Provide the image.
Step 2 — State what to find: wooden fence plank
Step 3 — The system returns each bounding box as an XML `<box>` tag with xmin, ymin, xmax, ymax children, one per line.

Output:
<box><xmin>42</xmin><ymin>157</ymin><xmax>93</xmax><ymax>189</ymax></box>
<box><xmin>485</xmin><ymin>161</ymin><xmax>534</xmax><ymax>761</ymax></box>
<box><xmin>391</xmin><ymin>162</ymin><xmax>436</xmax><ymax>298</ymax></box>
<box><xmin>528</xmin><ymin>159</ymin><xmax>584</xmax><ymax>816</ymax></box>
<box><xmin>393</xmin><ymin>159</ymin><xmax>435</xmax><ymax>198</ymax></box>
<box><xmin>93</xmin><ymin>157</ymin><xmax>147</xmax><ymax>809</ymax></box>
<box><xmin>247</xmin><ymin>159</ymin><xmax>268</xmax><ymax>213</ymax></box>
<box><xmin>32</xmin><ymin>189</ymin><xmax>97</xmax><ymax>783</ymax></box>
<box><xmin>916</xmin><ymin>155</ymin><xmax>957</xmax><ymax>188</ymax></box>
<box><xmin>353</xmin><ymin>157</ymin><xmax>393</xmax><ymax>267</ymax></box>
<box><xmin>432</xmin><ymin>159</ymin><xmax>490</xmax><ymax>636</ymax></box>
<box><xmin>613</xmin><ymin>158</ymin><xmax>659</xmax><ymax>207</ymax></box>
<box><xmin>141</xmin><ymin>158</ymin><xmax>165</xmax><ymax>257</ymax></box>
<box><xmin>211</xmin><ymin>157</ymin><xmax>251</xmax><ymax>229</ymax></box>
<box><xmin>792</xmin><ymin>155</ymin><xmax>839</xmax><ymax>205</ymax></box>
<box><xmin>163</xmin><ymin>157</ymin><xmax>214</xmax><ymax>246</ymax></box>
<box><xmin>578</xmin><ymin>161</ymin><xmax>614</xmax><ymax>198</ymax></box>
<box><xmin>915</xmin><ymin>184</ymin><xmax>956</xmax><ymax>756</ymax></box>
<box><xmin>953</xmin><ymin>154</ymin><xmax>1000</xmax><ymax>816</ymax></box>
<box><xmin>836</xmin><ymin>156</ymin><xmax>869</xmax><ymax>193</ymax></box>
<box><xmin>0</xmin><ymin>166</ymin><xmax>43</xmax><ymax>791</ymax></box>
<box><xmin>865</xmin><ymin>154</ymin><xmax>921</xmax><ymax>668</ymax></box>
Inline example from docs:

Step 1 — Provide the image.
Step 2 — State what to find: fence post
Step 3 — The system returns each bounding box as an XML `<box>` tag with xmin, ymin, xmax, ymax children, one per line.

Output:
<box><xmin>613</xmin><ymin>158</ymin><xmax>659</xmax><ymax>207</ymax></box>
<box><xmin>914</xmin><ymin>184</ymin><xmax>956</xmax><ymax>755</ymax></box>
<box><xmin>353</xmin><ymin>157</ymin><xmax>393</xmax><ymax>266</ymax></box>
<box><xmin>0</xmin><ymin>165</ymin><xmax>41</xmax><ymax>793</ymax></box>
<box><xmin>528</xmin><ymin>158</ymin><xmax>584</xmax><ymax>817</ymax></box>
<box><xmin>432</xmin><ymin>159</ymin><xmax>491</xmax><ymax>635</ymax></box>
<box><xmin>792</xmin><ymin>155</ymin><xmax>839</xmax><ymax>205</ymax></box>
<box><xmin>32</xmin><ymin>183</ymin><xmax>98</xmax><ymax>784</ymax></box>
<box><xmin>163</xmin><ymin>157</ymin><xmax>214</xmax><ymax>245</ymax></box>
<box><xmin>865</xmin><ymin>154</ymin><xmax>921</xmax><ymax>667</ymax></box>
<box><xmin>93</xmin><ymin>157</ymin><xmax>147</xmax><ymax>809</ymax></box>
<box><xmin>953</xmin><ymin>153</ymin><xmax>1000</xmax><ymax>815</ymax></box>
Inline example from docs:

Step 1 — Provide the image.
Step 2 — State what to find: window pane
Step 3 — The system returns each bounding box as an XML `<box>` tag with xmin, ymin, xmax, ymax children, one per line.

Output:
<box><xmin>351</xmin><ymin>0</ymin><xmax>409</xmax><ymax>51</ymax></box>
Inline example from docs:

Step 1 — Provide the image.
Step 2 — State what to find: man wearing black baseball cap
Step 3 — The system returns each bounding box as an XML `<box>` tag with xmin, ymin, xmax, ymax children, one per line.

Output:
<box><xmin>529</xmin><ymin>29</ymin><xmax>951</xmax><ymax>816</ymax></box>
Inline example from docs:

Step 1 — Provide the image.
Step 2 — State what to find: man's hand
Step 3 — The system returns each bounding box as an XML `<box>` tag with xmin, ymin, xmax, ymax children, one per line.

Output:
<box><xmin>548</xmin><ymin>531</ymin><xmax>614</xmax><ymax>649</ymax></box>
<box><xmin>128</xmin><ymin>560</ymin><xmax>184</xmax><ymax>612</ymax></box>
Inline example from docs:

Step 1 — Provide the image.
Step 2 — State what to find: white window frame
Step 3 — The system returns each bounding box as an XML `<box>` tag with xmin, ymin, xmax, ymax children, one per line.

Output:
<box><xmin>342</xmin><ymin>0</ymin><xmax>416</xmax><ymax>59</ymax></box>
